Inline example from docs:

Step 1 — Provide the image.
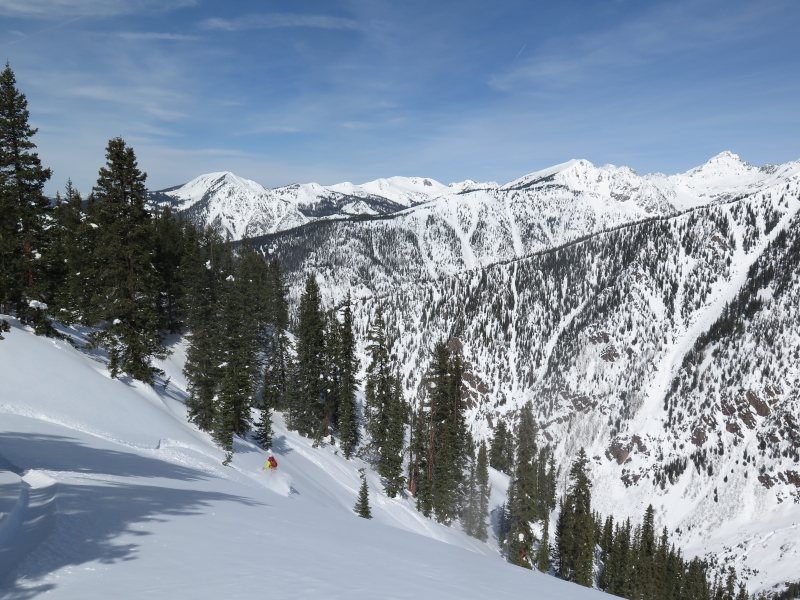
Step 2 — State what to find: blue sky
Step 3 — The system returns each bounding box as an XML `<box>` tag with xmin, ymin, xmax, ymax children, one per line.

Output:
<box><xmin>2</xmin><ymin>0</ymin><xmax>799</xmax><ymax>194</ymax></box>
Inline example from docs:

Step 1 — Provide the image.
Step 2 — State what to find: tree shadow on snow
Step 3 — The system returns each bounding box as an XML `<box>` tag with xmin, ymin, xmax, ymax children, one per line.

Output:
<box><xmin>269</xmin><ymin>435</ymin><xmax>294</xmax><ymax>457</ymax></box>
<box><xmin>0</xmin><ymin>436</ymin><xmax>265</xmax><ymax>598</ymax></box>
<box><xmin>0</xmin><ymin>433</ymin><xmax>209</xmax><ymax>482</ymax></box>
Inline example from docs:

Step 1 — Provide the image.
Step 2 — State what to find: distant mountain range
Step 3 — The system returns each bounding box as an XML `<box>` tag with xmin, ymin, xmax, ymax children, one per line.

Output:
<box><xmin>151</xmin><ymin>152</ymin><xmax>800</xmax><ymax>590</ymax></box>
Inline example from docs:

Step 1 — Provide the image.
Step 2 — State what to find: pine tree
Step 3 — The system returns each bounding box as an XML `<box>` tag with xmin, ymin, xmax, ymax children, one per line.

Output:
<box><xmin>49</xmin><ymin>180</ymin><xmax>92</xmax><ymax>324</ymax></box>
<box><xmin>475</xmin><ymin>440</ymin><xmax>491</xmax><ymax>541</ymax></box>
<box><xmin>382</xmin><ymin>374</ymin><xmax>407</xmax><ymax>497</ymax></box>
<box><xmin>511</xmin><ymin>402</ymin><xmax>540</xmax><ymax>523</ymax></box>
<box><xmin>463</xmin><ymin>444</ymin><xmax>478</xmax><ymax>537</ymax></box>
<box><xmin>290</xmin><ymin>274</ymin><xmax>327</xmax><ymax>438</ymax></box>
<box><xmin>0</xmin><ymin>63</ymin><xmax>52</xmax><ymax>324</ymax></box>
<box><xmin>325</xmin><ymin>307</ymin><xmax>341</xmax><ymax>435</ymax></box>
<box><xmin>354</xmin><ymin>470</ymin><xmax>372</xmax><ymax>519</ymax></box>
<box><xmin>86</xmin><ymin>138</ymin><xmax>163</xmax><ymax>382</ymax></box>
<box><xmin>489</xmin><ymin>420</ymin><xmax>515</xmax><ymax>475</ymax></box>
<box><xmin>536</xmin><ymin>515</ymin><xmax>550</xmax><ymax>573</ymax></box>
<box><xmin>409</xmin><ymin>394</ymin><xmax>430</xmax><ymax>510</ymax></box>
<box><xmin>364</xmin><ymin>308</ymin><xmax>406</xmax><ymax>496</ymax></box>
<box><xmin>336</xmin><ymin>292</ymin><xmax>359</xmax><ymax>458</ymax></box>
<box><xmin>183</xmin><ymin>227</ymin><xmax>230</xmax><ymax>432</ymax></box>
<box><xmin>556</xmin><ymin>448</ymin><xmax>594</xmax><ymax>586</ymax></box>
<box><xmin>213</xmin><ymin>245</ymin><xmax>270</xmax><ymax>454</ymax></box>
<box><xmin>152</xmin><ymin>204</ymin><xmax>186</xmax><ymax>334</ymax></box>
<box><xmin>253</xmin><ymin>405</ymin><xmax>273</xmax><ymax>449</ymax></box>
<box><xmin>429</xmin><ymin>341</ymin><xmax>458</xmax><ymax>524</ymax></box>
<box><xmin>262</xmin><ymin>328</ymin><xmax>287</xmax><ymax>409</ymax></box>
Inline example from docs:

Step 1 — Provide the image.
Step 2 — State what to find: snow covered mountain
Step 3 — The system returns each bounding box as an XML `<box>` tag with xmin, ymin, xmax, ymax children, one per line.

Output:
<box><xmin>148</xmin><ymin>171</ymin><xmax>469</xmax><ymax>240</ymax></box>
<box><xmin>243</xmin><ymin>152</ymin><xmax>800</xmax><ymax>592</ymax></box>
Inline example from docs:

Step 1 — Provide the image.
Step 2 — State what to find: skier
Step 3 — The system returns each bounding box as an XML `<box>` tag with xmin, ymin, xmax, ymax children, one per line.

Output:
<box><xmin>263</xmin><ymin>456</ymin><xmax>278</xmax><ymax>471</ymax></box>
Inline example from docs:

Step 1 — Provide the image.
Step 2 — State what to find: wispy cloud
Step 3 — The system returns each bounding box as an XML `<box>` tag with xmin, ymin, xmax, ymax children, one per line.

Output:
<box><xmin>0</xmin><ymin>0</ymin><xmax>196</xmax><ymax>19</ymax></box>
<box><xmin>201</xmin><ymin>13</ymin><xmax>359</xmax><ymax>32</ymax></box>
<box><xmin>490</xmin><ymin>1</ymin><xmax>788</xmax><ymax>93</ymax></box>
<box><xmin>116</xmin><ymin>32</ymin><xmax>199</xmax><ymax>42</ymax></box>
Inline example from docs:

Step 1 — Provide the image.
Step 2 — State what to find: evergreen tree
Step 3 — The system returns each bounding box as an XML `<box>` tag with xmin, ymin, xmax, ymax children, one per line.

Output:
<box><xmin>354</xmin><ymin>470</ymin><xmax>372</xmax><ymax>519</ymax></box>
<box><xmin>213</xmin><ymin>245</ymin><xmax>270</xmax><ymax>455</ymax></box>
<box><xmin>152</xmin><ymin>205</ymin><xmax>186</xmax><ymax>334</ymax></box>
<box><xmin>408</xmin><ymin>394</ymin><xmax>430</xmax><ymax>509</ymax></box>
<box><xmin>411</xmin><ymin>340</ymin><xmax>468</xmax><ymax>523</ymax></box>
<box><xmin>262</xmin><ymin>328</ymin><xmax>287</xmax><ymax>409</ymax></box>
<box><xmin>364</xmin><ymin>308</ymin><xmax>406</xmax><ymax>496</ymax></box>
<box><xmin>49</xmin><ymin>180</ymin><xmax>92</xmax><ymax>324</ymax></box>
<box><xmin>86</xmin><ymin>138</ymin><xmax>163</xmax><ymax>382</ymax></box>
<box><xmin>511</xmin><ymin>402</ymin><xmax>540</xmax><ymax>523</ymax></box>
<box><xmin>429</xmin><ymin>341</ymin><xmax>458</xmax><ymax>524</ymax></box>
<box><xmin>463</xmin><ymin>443</ymin><xmax>479</xmax><ymax>537</ymax></box>
<box><xmin>325</xmin><ymin>306</ymin><xmax>342</xmax><ymax>434</ymax></box>
<box><xmin>475</xmin><ymin>440</ymin><xmax>491</xmax><ymax>541</ymax></box>
<box><xmin>253</xmin><ymin>405</ymin><xmax>273</xmax><ymax>449</ymax></box>
<box><xmin>0</xmin><ymin>63</ymin><xmax>52</xmax><ymax>325</ymax></box>
<box><xmin>336</xmin><ymin>292</ymin><xmax>359</xmax><ymax>458</ymax></box>
<box><xmin>536</xmin><ymin>515</ymin><xmax>550</xmax><ymax>573</ymax></box>
<box><xmin>489</xmin><ymin>420</ymin><xmax>515</xmax><ymax>474</ymax></box>
<box><xmin>183</xmin><ymin>227</ymin><xmax>231</xmax><ymax>432</ymax></box>
<box><xmin>290</xmin><ymin>274</ymin><xmax>327</xmax><ymax>438</ymax></box>
<box><xmin>556</xmin><ymin>448</ymin><xmax>594</xmax><ymax>586</ymax></box>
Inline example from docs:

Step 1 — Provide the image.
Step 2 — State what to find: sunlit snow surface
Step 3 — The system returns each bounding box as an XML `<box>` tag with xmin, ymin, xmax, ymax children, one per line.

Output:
<box><xmin>0</xmin><ymin>322</ymin><xmax>602</xmax><ymax>599</ymax></box>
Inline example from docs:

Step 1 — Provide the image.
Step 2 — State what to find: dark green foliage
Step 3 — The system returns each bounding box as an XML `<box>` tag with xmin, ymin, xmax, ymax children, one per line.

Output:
<box><xmin>288</xmin><ymin>274</ymin><xmax>327</xmax><ymax>439</ymax></box>
<box><xmin>262</xmin><ymin>328</ymin><xmax>287</xmax><ymax>410</ymax></box>
<box><xmin>410</xmin><ymin>340</ymin><xmax>468</xmax><ymax>524</ymax></box>
<box><xmin>336</xmin><ymin>293</ymin><xmax>359</xmax><ymax>458</ymax></box>
<box><xmin>0</xmin><ymin>63</ymin><xmax>52</xmax><ymax>324</ymax></box>
<box><xmin>463</xmin><ymin>437</ymin><xmax>491</xmax><ymax>541</ymax></box>
<box><xmin>474</xmin><ymin>440</ymin><xmax>491</xmax><ymax>541</ymax></box>
<box><xmin>536</xmin><ymin>515</ymin><xmax>550</xmax><ymax>572</ymax></box>
<box><xmin>556</xmin><ymin>448</ymin><xmax>594</xmax><ymax>586</ymax></box>
<box><xmin>253</xmin><ymin>405</ymin><xmax>273</xmax><ymax>450</ymax></box>
<box><xmin>364</xmin><ymin>307</ymin><xmax>406</xmax><ymax>496</ymax></box>
<box><xmin>489</xmin><ymin>420</ymin><xmax>515</xmax><ymax>474</ymax></box>
<box><xmin>85</xmin><ymin>138</ymin><xmax>164</xmax><ymax>383</ymax></box>
<box><xmin>213</xmin><ymin>245</ymin><xmax>273</xmax><ymax>453</ymax></box>
<box><xmin>152</xmin><ymin>205</ymin><xmax>187</xmax><ymax>334</ymax></box>
<box><xmin>183</xmin><ymin>228</ymin><xmax>231</xmax><ymax>432</ymax></box>
<box><xmin>599</xmin><ymin>505</ymin><xmax>715</xmax><ymax>600</ymax></box>
<box><xmin>48</xmin><ymin>181</ymin><xmax>93</xmax><ymax>325</ymax></box>
<box><xmin>354</xmin><ymin>470</ymin><xmax>372</xmax><ymax>519</ymax></box>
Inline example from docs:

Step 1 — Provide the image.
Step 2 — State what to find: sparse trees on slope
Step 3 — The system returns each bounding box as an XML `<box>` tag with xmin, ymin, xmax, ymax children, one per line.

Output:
<box><xmin>354</xmin><ymin>470</ymin><xmax>372</xmax><ymax>519</ymax></box>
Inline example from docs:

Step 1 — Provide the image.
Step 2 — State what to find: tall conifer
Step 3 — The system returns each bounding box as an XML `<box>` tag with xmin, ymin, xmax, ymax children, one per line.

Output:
<box><xmin>87</xmin><ymin>138</ymin><xmax>163</xmax><ymax>382</ymax></box>
<box><xmin>337</xmin><ymin>292</ymin><xmax>359</xmax><ymax>458</ymax></box>
<box><xmin>0</xmin><ymin>63</ymin><xmax>52</xmax><ymax>323</ymax></box>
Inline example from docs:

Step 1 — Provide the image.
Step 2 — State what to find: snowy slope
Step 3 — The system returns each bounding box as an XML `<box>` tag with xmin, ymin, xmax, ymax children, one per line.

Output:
<box><xmin>0</xmin><ymin>320</ymin><xmax>602</xmax><ymax>599</ymax></box>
